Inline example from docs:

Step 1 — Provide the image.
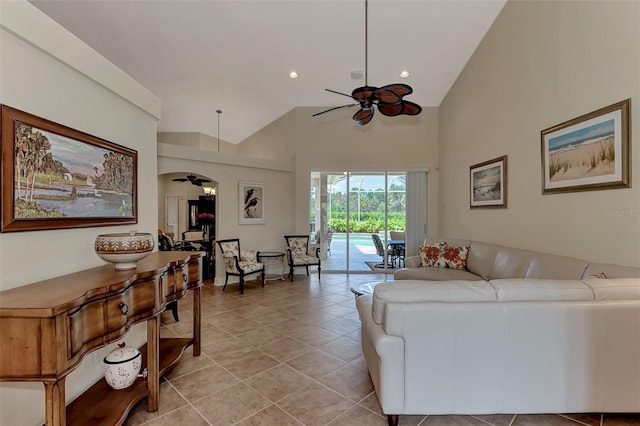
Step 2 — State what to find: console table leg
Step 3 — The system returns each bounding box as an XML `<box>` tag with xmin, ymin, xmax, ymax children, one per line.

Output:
<box><xmin>147</xmin><ymin>317</ymin><xmax>159</xmax><ymax>412</ymax></box>
<box><xmin>44</xmin><ymin>379</ymin><xmax>66</xmax><ymax>426</ymax></box>
<box><xmin>192</xmin><ymin>287</ymin><xmax>201</xmax><ymax>356</ymax></box>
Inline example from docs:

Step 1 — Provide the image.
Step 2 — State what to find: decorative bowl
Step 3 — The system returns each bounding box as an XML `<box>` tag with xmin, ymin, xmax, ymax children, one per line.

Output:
<box><xmin>95</xmin><ymin>232</ymin><xmax>154</xmax><ymax>270</ymax></box>
<box><xmin>103</xmin><ymin>342</ymin><xmax>142</xmax><ymax>390</ymax></box>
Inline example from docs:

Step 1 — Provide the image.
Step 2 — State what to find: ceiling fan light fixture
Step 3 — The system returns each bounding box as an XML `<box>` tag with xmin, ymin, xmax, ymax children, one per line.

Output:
<box><xmin>312</xmin><ymin>0</ymin><xmax>422</xmax><ymax>126</ymax></box>
<box><xmin>288</xmin><ymin>71</ymin><xmax>299</xmax><ymax>79</ymax></box>
<box><xmin>399</xmin><ymin>70</ymin><xmax>410</xmax><ymax>78</ymax></box>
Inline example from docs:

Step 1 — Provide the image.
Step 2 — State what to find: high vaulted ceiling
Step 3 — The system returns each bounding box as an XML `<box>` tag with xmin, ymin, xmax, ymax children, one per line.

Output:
<box><xmin>30</xmin><ymin>0</ymin><xmax>505</xmax><ymax>144</ymax></box>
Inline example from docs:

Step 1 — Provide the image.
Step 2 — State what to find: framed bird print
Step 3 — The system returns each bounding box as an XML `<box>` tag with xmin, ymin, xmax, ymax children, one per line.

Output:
<box><xmin>239</xmin><ymin>181</ymin><xmax>266</xmax><ymax>224</ymax></box>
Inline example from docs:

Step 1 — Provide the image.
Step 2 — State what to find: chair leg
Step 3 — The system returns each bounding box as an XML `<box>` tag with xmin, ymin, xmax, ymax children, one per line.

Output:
<box><xmin>223</xmin><ymin>274</ymin><xmax>229</xmax><ymax>291</ymax></box>
<box><xmin>167</xmin><ymin>301</ymin><xmax>179</xmax><ymax>322</ymax></box>
<box><xmin>317</xmin><ymin>265</ymin><xmax>321</xmax><ymax>280</ymax></box>
<box><xmin>387</xmin><ymin>415</ymin><xmax>399</xmax><ymax>426</ymax></box>
<box><xmin>305</xmin><ymin>265</ymin><xmax>309</xmax><ymax>276</ymax></box>
<box><xmin>239</xmin><ymin>276</ymin><xmax>244</xmax><ymax>295</ymax></box>
<box><xmin>261</xmin><ymin>270</ymin><xmax>265</xmax><ymax>287</ymax></box>
<box><xmin>289</xmin><ymin>266</ymin><xmax>294</xmax><ymax>282</ymax></box>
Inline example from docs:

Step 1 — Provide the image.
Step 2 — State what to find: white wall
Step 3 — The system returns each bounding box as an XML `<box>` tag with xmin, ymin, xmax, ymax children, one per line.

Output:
<box><xmin>0</xmin><ymin>2</ymin><xmax>160</xmax><ymax>424</ymax></box>
<box><xmin>439</xmin><ymin>0</ymin><xmax>640</xmax><ymax>266</ymax></box>
<box><xmin>238</xmin><ymin>106</ymin><xmax>440</xmax><ymax>238</ymax></box>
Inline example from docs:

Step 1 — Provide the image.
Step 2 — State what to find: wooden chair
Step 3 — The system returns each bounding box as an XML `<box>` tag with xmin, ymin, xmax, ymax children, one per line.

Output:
<box><xmin>216</xmin><ymin>238</ymin><xmax>265</xmax><ymax>294</ymax></box>
<box><xmin>284</xmin><ymin>235</ymin><xmax>321</xmax><ymax>281</ymax></box>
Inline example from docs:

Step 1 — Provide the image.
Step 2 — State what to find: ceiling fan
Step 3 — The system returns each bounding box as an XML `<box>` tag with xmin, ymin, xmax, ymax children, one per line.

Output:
<box><xmin>172</xmin><ymin>175</ymin><xmax>211</xmax><ymax>186</ymax></box>
<box><xmin>313</xmin><ymin>0</ymin><xmax>422</xmax><ymax>126</ymax></box>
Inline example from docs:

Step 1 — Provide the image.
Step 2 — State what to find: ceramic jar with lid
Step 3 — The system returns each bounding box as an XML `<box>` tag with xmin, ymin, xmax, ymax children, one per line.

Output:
<box><xmin>103</xmin><ymin>342</ymin><xmax>142</xmax><ymax>390</ymax></box>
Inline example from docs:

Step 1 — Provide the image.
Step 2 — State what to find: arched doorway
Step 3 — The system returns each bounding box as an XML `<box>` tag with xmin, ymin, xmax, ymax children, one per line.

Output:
<box><xmin>158</xmin><ymin>172</ymin><xmax>218</xmax><ymax>279</ymax></box>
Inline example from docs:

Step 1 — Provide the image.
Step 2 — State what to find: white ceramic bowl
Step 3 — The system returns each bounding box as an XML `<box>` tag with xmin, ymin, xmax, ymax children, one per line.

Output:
<box><xmin>95</xmin><ymin>232</ymin><xmax>154</xmax><ymax>270</ymax></box>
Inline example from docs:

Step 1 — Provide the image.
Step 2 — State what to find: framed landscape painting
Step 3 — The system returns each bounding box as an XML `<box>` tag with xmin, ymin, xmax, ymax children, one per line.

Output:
<box><xmin>541</xmin><ymin>99</ymin><xmax>630</xmax><ymax>194</ymax></box>
<box><xmin>470</xmin><ymin>155</ymin><xmax>507</xmax><ymax>209</ymax></box>
<box><xmin>239</xmin><ymin>181</ymin><xmax>266</xmax><ymax>224</ymax></box>
<box><xmin>0</xmin><ymin>105</ymin><xmax>138</xmax><ymax>232</ymax></box>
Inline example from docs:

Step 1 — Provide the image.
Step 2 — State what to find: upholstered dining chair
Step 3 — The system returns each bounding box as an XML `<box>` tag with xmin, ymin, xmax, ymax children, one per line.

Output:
<box><xmin>284</xmin><ymin>235</ymin><xmax>321</xmax><ymax>281</ymax></box>
<box><xmin>216</xmin><ymin>238</ymin><xmax>265</xmax><ymax>294</ymax></box>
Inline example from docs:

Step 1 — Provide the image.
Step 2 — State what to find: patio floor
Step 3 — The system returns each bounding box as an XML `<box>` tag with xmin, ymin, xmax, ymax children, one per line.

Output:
<box><xmin>320</xmin><ymin>233</ymin><xmax>397</xmax><ymax>273</ymax></box>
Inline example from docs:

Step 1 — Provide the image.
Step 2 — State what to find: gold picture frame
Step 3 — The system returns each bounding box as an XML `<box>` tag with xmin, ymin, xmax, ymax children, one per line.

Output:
<box><xmin>1</xmin><ymin>105</ymin><xmax>138</xmax><ymax>232</ymax></box>
<box><xmin>470</xmin><ymin>155</ymin><xmax>508</xmax><ymax>209</ymax></box>
<box><xmin>541</xmin><ymin>99</ymin><xmax>630</xmax><ymax>194</ymax></box>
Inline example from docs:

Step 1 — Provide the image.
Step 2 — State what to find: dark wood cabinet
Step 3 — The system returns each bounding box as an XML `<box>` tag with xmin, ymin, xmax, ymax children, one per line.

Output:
<box><xmin>0</xmin><ymin>252</ymin><xmax>203</xmax><ymax>426</ymax></box>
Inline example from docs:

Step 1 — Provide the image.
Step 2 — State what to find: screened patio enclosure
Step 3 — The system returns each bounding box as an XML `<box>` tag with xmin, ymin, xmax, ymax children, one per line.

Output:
<box><xmin>310</xmin><ymin>171</ymin><xmax>427</xmax><ymax>273</ymax></box>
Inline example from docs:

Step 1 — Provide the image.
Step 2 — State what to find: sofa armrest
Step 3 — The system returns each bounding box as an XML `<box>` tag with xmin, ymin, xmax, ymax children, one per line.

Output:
<box><xmin>356</xmin><ymin>296</ymin><xmax>405</xmax><ymax>415</ymax></box>
<box><xmin>404</xmin><ymin>255</ymin><xmax>421</xmax><ymax>268</ymax></box>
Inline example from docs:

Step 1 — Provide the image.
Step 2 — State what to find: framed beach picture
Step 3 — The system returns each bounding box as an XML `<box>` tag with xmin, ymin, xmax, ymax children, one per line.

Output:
<box><xmin>541</xmin><ymin>99</ymin><xmax>630</xmax><ymax>194</ymax></box>
<box><xmin>470</xmin><ymin>155</ymin><xmax>508</xmax><ymax>209</ymax></box>
<box><xmin>1</xmin><ymin>105</ymin><xmax>138</xmax><ymax>232</ymax></box>
<box><xmin>239</xmin><ymin>181</ymin><xmax>266</xmax><ymax>224</ymax></box>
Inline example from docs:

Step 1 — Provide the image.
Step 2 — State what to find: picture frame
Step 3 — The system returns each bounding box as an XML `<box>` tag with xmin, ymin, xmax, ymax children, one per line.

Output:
<box><xmin>541</xmin><ymin>99</ymin><xmax>630</xmax><ymax>194</ymax></box>
<box><xmin>239</xmin><ymin>181</ymin><xmax>266</xmax><ymax>224</ymax></box>
<box><xmin>470</xmin><ymin>155</ymin><xmax>508</xmax><ymax>209</ymax></box>
<box><xmin>1</xmin><ymin>105</ymin><xmax>138</xmax><ymax>232</ymax></box>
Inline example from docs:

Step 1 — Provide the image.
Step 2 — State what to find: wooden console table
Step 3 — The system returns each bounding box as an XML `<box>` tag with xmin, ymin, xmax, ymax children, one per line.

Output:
<box><xmin>0</xmin><ymin>251</ymin><xmax>204</xmax><ymax>426</ymax></box>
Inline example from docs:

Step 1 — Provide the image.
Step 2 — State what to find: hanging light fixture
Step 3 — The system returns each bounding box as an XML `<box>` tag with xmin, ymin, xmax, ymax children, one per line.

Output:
<box><xmin>216</xmin><ymin>109</ymin><xmax>222</xmax><ymax>152</ymax></box>
<box><xmin>202</xmin><ymin>186</ymin><xmax>216</xmax><ymax>200</ymax></box>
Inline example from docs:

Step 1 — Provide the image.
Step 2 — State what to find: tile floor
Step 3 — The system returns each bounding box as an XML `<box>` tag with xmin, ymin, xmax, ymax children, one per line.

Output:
<box><xmin>125</xmin><ymin>273</ymin><xmax>640</xmax><ymax>426</ymax></box>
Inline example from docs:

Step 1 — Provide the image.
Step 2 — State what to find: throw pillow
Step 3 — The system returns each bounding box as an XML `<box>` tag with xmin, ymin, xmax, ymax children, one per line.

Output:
<box><xmin>440</xmin><ymin>244</ymin><xmax>470</xmax><ymax>270</ymax></box>
<box><xmin>419</xmin><ymin>243</ymin><xmax>445</xmax><ymax>267</ymax></box>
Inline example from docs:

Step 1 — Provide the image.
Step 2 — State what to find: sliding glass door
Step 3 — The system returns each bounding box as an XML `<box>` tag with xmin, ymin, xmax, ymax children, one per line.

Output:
<box><xmin>310</xmin><ymin>171</ymin><xmax>413</xmax><ymax>273</ymax></box>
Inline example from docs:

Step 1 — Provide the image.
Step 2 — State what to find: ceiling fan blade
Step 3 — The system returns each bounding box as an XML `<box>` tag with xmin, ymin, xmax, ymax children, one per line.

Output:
<box><xmin>198</xmin><ymin>179</ymin><xmax>212</xmax><ymax>184</ymax></box>
<box><xmin>325</xmin><ymin>88</ymin><xmax>356</xmax><ymax>99</ymax></box>
<box><xmin>378</xmin><ymin>100</ymin><xmax>423</xmax><ymax>117</ymax></box>
<box><xmin>400</xmin><ymin>101</ymin><xmax>422</xmax><ymax>116</ymax></box>
<box><xmin>312</xmin><ymin>104</ymin><xmax>358</xmax><ymax>117</ymax></box>
<box><xmin>353</xmin><ymin>108</ymin><xmax>374</xmax><ymax>126</ymax></box>
<box><xmin>374</xmin><ymin>84</ymin><xmax>413</xmax><ymax>104</ymax></box>
<box><xmin>377</xmin><ymin>102</ymin><xmax>404</xmax><ymax>116</ymax></box>
<box><xmin>172</xmin><ymin>178</ymin><xmax>188</xmax><ymax>182</ymax></box>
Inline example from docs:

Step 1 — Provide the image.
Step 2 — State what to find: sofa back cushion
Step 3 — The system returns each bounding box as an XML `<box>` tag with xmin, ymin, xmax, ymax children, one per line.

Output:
<box><xmin>524</xmin><ymin>253</ymin><xmax>588</xmax><ymax>279</ymax></box>
<box><xmin>466</xmin><ymin>242</ymin><xmax>500</xmax><ymax>280</ymax></box>
<box><xmin>580</xmin><ymin>278</ymin><xmax>640</xmax><ymax>300</ymax></box>
<box><xmin>489</xmin><ymin>247</ymin><xmax>535</xmax><ymax>279</ymax></box>
<box><xmin>489</xmin><ymin>279</ymin><xmax>594</xmax><ymax>302</ymax></box>
<box><xmin>372</xmin><ymin>280</ymin><xmax>496</xmax><ymax>325</ymax></box>
<box><xmin>583</xmin><ymin>263</ymin><xmax>640</xmax><ymax>279</ymax></box>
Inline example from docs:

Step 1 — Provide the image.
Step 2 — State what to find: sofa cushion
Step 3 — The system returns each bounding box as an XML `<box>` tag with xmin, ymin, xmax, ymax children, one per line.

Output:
<box><xmin>440</xmin><ymin>244</ymin><xmax>470</xmax><ymax>270</ymax></box>
<box><xmin>418</xmin><ymin>243</ymin><xmax>445</xmax><ymax>267</ymax></box>
<box><xmin>466</xmin><ymin>242</ymin><xmax>500</xmax><ymax>280</ymax></box>
<box><xmin>583</xmin><ymin>263</ymin><xmax>640</xmax><ymax>279</ymax></box>
<box><xmin>393</xmin><ymin>266</ymin><xmax>483</xmax><ymax>281</ymax></box>
<box><xmin>489</xmin><ymin>247</ymin><xmax>535</xmax><ymax>280</ymax></box>
<box><xmin>580</xmin><ymin>278</ymin><xmax>640</xmax><ymax>300</ymax></box>
<box><xmin>524</xmin><ymin>253</ymin><xmax>588</xmax><ymax>280</ymax></box>
<box><xmin>489</xmin><ymin>279</ymin><xmax>594</xmax><ymax>302</ymax></box>
<box><xmin>372</xmin><ymin>280</ymin><xmax>497</xmax><ymax>324</ymax></box>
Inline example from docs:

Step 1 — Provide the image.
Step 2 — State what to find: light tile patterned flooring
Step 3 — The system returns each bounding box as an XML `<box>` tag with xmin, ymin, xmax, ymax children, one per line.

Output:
<box><xmin>125</xmin><ymin>274</ymin><xmax>640</xmax><ymax>426</ymax></box>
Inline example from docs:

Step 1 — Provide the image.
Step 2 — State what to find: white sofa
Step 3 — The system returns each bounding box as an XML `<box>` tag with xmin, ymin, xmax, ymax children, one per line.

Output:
<box><xmin>356</xmin><ymin>276</ymin><xmax>640</xmax><ymax>426</ymax></box>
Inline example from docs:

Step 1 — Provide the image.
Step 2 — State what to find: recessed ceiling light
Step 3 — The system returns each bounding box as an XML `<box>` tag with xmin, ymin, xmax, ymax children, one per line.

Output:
<box><xmin>288</xmin><ymin>71</ymin><xmax>299</xmax><ymax>79</ymax></box>
<box><xmin>399</xmin><ymin>70</ymin><xmax>410</xmax><ymax>78</ymax></box>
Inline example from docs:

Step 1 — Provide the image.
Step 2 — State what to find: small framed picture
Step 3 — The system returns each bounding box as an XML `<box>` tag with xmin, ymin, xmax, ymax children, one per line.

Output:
<box><xmin>470</xmin><ymin>155</ymin><xmax>508</xmax><ymax>209</ymax></box>
<box><xmin>239</xmin><ymin>181</ymin><xmax>266</xmax><ymax>224</ymax></box>
<box><xmin>541</xmin><ymin>99</ymin><xmax>630</xmax><ymax>194</ymax></box>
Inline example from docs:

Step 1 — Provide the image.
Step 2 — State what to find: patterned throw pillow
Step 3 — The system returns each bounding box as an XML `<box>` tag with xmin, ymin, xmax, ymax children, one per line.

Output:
<box><xmin>419</xmin><ymin>243</ymin><xmax>445</xmax><ymax>267</ymax></box>
<box><xmin>440</xmin><ymin>244</ymin><xmax>470</xmax><ymax>270</ymax></box>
